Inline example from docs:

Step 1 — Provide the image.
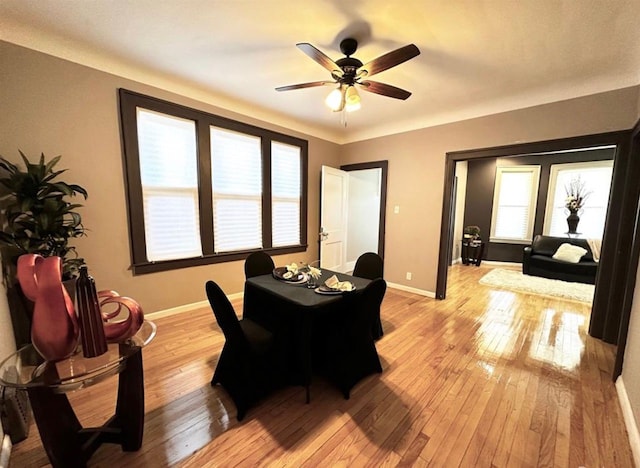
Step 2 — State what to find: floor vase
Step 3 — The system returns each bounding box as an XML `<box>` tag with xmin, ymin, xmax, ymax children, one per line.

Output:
<box><xmin>17</xmin><ymin>255</ymin><xmax>79</xmax><ymax>362</ymax></box>
<box><xmin>566</xmin><ymin>212</ymin><xmax>580</xmax><ymax>233</ymax></box>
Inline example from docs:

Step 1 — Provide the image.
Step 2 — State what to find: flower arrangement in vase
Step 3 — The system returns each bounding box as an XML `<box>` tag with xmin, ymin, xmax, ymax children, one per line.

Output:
<box><xmin>564</xmin><ymin>176</ymin><xmax>591</xmax><ymax>233</ymax></box>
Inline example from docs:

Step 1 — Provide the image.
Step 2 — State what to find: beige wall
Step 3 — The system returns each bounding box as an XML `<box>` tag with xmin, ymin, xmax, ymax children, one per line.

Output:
<box><xmin>341</xmin><ymin>87</ymin><xmax>639</xmax><ymax>292</ymax></box>
<box><xmin>619</xmin><ymin>89</ymin><xmax>640</xmax><ymax>453</ymax></box>
<box><xmin>623</xmin><ymin>261</ymin><xmax>640</xmax><ymax>438</ymax></box>
<box><xmin>0</xmin><ymin>41</ymin><xmax>340</xmax><ymax>314</ymax></box>
<box><xmin>1</xmin><ymin>38</ymin><xmax>639</xmax><ymax>311</ymax></box>
<box><xmin>0</xmin><ymin>254</ymin><xmax>16</xmax><ymax>356</ymax></box>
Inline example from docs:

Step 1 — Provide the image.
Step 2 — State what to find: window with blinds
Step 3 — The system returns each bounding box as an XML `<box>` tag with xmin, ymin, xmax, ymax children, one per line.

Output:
<box><xmin>211</xmin><ymin>127</ymin><xmax>263</xmax><ymax>253</ymax></box>
<box><xmin>137</xmin><ymin>109</ymin><xmax>203</xmax><ymax>261</ymax></box>
<box><xmin>272</xmin><ymin>142</ymin><xmax>301</xmax><ymax>247</ymax></box>
<box><xmin>119</xmin><ymin>89</ymin><xmax>308</xmax><ymax>274</ymax></box>
<box><xmin>543</xmin><ymin>161</ymin><xmax>613</xmax><ymax>239</ymax></box>
<box><xmin>490</xmin><ymin>165</ymin><xmax>541</xmax><ymax>243</ymax></box>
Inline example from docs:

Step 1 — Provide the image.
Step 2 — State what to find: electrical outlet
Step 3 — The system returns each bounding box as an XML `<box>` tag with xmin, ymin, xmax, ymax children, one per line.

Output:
<box><xmin>406</xmin><ymin>272</ymin><xmax>412</xmax><ymax>280</ymax></box>
<box><xmin>394</xmin><ymin>205</ymin><xmax>400</xmax><ymax>214</ymax></box>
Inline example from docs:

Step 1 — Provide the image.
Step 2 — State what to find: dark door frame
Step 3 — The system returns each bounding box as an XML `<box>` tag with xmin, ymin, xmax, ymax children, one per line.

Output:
<box><xmin>614</xmin><ymin>119</ymin><xmax>640</xmax><ymax>378</ymax></box>
<box><xmin>340</xmin><ymin>160</ymin><xmax>388</xmax><ymax>259</ymax></box>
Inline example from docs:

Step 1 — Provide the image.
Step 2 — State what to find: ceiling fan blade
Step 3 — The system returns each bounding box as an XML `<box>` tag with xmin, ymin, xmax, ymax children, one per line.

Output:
<box><xmin>358</xmin><ymin>44</ymin><xmax>420</xmax><ymax>77</ymax></box>
<box><xmin>359</xmin><ymin>80</ymin><xmax>412</xmax><ymax>100</ymax></box>
<box><xmin>296</xmin><ymin>43</ymin><xmax>342</xmax><ymax>74</ymax></box>
<box><xmin>276</xmin><ymin>81</ymin><xmax>335</xmax><ymax>92</ymax></box>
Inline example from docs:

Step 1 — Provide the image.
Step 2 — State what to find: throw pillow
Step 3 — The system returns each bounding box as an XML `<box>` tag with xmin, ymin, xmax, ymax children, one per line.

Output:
<box><xmin>552</xmin><ymin>243</ymin><xmax>588</xmax><ymax>263</ymax></box>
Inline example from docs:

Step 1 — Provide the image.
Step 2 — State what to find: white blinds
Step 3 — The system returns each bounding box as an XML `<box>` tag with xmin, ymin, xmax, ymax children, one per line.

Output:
<box><xmin>272</xmin><ymin>142</ymin><xmax>301</xmax><ymax>247</ymax></box>
<box><xmin>136</xmin><ymin>108</ymin><xmax>203</xmax><ymax>261</ymax></box>
<box><xmin>491</xmin><ymin>166</ymin><xmax>540</xmax><ymax>242</ymax></box>
<box><xmin>210</xmin><ymin>127</ymin><xmax>263</xmax><ymax>253</ymax></box>
<box><xmin>545</xmin><ymin>162</ymin><xmax>613</xmax><ymax>238</ymax></box>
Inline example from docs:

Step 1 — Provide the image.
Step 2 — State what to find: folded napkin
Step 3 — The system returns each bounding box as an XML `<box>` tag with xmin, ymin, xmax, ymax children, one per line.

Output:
<box><xmin>324</xmin><ymin>274</ymin><xmax>355</xmax><ymax>292</ymax></box>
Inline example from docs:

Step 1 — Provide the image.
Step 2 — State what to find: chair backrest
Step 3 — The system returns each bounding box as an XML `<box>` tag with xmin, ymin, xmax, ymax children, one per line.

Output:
<box><xmin>353</xmin><ymin>252</ymin><xmax>384</xmax><ymax>280</ymax></box>
<box><xmin>342</xmin><ymin>278</ymin><xmax>387</xmax><ymax>339</ymax></box>
<box><xmin>244</xmin><ymin>251</ymin><xmax>276</xmax><ymax>278</ymax></box>
<box><xmin>361</xmin><ymin>278</ymin><xmax>387</xmax><ymax>322</ymax></box>
<box><xmin>206</xmin><ymin>280</ymin><xmax>245</xmax><ymax>343</ymax></box>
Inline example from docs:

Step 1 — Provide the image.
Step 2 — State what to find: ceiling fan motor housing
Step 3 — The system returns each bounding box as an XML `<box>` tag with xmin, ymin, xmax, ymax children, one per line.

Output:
<box><xmin>339</xmin><ymin>38</ymin><xmax>358</xmax><ymax>56</ymax></box>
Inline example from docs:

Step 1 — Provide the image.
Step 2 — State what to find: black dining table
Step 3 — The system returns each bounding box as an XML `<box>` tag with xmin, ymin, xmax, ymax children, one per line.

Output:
<box><xmin>243</xmin><ymin>268</ymin><xmax>371</xmax><ymax>402</ymax></box>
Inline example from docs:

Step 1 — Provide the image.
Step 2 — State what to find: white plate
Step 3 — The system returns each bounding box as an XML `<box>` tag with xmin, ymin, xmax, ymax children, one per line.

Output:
<box><xmin>273</xmin><ymin>267</ymin><xmax>308</xmax><ymax>284</ymax></box>
<box><xmin>314</xmin><ymin>284</ymin><xmax>356</xmax><ymax>295</ymax></box>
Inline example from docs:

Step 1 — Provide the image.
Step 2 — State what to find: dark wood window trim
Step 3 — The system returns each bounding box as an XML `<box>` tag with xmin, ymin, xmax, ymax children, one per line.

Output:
<box><xmin>118</xmin><ymin>89</ymin><xmax>308</xmax><ymax>275</ymax></box>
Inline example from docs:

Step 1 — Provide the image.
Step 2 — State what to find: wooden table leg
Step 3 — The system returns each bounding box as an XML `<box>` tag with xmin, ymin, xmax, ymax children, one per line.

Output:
<box><xmin>27</xmin><ymin>348</ymin><xmax>145</xmax><ymax>467</ymax></box>
<box><xmin>114</xmin><ymin>347</ymin><xmax>145</xmax><ymax>451</ymax></box>
<box><xmin>28</xmin><ymin>386</ymin><xmax>87</xmax><ymax>468</ymax></box>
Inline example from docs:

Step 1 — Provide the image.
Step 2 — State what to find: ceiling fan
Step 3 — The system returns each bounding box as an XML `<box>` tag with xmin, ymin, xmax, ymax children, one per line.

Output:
<box><xmin>276</xmin><ymin>38</ymin><xmax>420</xmax><ymax>113</ymax></box>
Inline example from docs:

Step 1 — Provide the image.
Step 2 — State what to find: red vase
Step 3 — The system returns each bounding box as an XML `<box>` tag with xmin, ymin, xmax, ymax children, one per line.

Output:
<box><xmin>17</xmin><ymin>255</ymin><xmax>79</xmax><ymax>362</ymax></box>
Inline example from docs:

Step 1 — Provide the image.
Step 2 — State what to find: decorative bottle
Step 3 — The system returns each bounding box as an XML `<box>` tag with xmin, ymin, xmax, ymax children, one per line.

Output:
<box><xmin>76</xmin><ymin>266</ymin><xmax>108</xmax><ymax>358</ymax></box>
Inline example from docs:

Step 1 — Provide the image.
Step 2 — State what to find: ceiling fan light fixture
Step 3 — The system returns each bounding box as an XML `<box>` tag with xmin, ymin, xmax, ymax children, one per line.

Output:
<box><xmin>325</xmin><ymin>86</ymin><xmax>343</xmax><ymax>111</ymax></box>
<box><xmin>345</xmin><ymin>85</ymin><xmax>361</xmax><ymax>112</ymax></box>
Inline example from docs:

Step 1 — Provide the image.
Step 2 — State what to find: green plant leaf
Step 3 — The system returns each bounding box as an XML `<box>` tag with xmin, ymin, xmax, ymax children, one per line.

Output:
<box><xmin>43</xmin><ymin>155</ymin><xmax>62</xmax><ymax>175</ymax></box>
<box><xmin>0</xmin><ymin>151</ymin><xmax>88</xmax><ymax>281</ymax></box>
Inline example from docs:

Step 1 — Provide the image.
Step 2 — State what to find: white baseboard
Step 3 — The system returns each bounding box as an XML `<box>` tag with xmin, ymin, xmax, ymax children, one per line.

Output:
<box><xmin>386</xmin><ymin>282</ymin><xmax>436</xmax><ymax>298</ymax></box>
<box><xmin>145</xmin><ymin>292</ymin><xmax>243</xmax><ymax>320</ymax></box>
<box><xmin>145</xmin><ymin>282</ymin><xmax>436</xmax><ymax>321</ymax></box>
<box><xmin>452</xmin><ymin>257</ymin><xmax>462</xmax><ymax>265</ymax></box>
<box><xmin>144</xmin><ymin>282</ymin><xmax>436</xmax><ymax>322</ymax></box>
<box><xmin>616</xmin><ymin>376</ymin><xmax>640</xmax><ymax>467</ymax></box>
<box><xmin>481</xmin><ymin>260</ymin><xmax>522</xmax><ymax>267</ymax></box>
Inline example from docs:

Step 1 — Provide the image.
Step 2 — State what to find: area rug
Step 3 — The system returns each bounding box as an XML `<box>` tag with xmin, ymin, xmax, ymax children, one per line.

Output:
<box><xmin>479</xmin><ymin>268</ymin><xmax>594</xmax><ymax>303</ymax></box>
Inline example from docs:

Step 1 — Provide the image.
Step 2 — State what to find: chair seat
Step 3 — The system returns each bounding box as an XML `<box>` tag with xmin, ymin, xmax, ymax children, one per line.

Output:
<box><xmin>240</xmin><ymin>319</ymin><xmax>273</xmax><ymax>354</ymax></box>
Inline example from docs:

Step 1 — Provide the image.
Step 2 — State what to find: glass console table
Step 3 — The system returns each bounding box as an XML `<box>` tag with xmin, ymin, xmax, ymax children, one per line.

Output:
<box><xmin>0</xmin><ymin>320</ymin><xmax>156</xmax><ymax>468</ymax></box>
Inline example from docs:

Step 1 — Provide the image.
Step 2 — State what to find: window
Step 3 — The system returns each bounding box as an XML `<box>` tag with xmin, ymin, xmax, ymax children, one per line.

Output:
<box><xmin>137</xmin><ymin>109</ymin><xmax>202</xmax><ymax>262</ymax></box>
<box><xmin>119</xmin><ymin>89</ymin><xmax>308</xmax><ymax>274</ymax></box>
<box><xmin>271</xmin><ymin>142</ymin><xmax>302</xmax><ymax>247</ymax></box>
<box><xmin>490</xmin><ymin>165</ymin><xmax>541</xmax><ymax>243</ymax></box>
<box><xmin>210</xmin><ymin>127</ymin><xmax>263</xmax><ymax>253</ymax></box>
<box><xmin>543</xmin><ymin>160</ymin><xmax>613</xmax><ymax>239</ymax></box>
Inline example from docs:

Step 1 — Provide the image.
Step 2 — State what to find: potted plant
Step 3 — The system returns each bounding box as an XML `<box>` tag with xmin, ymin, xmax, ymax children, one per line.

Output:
<box><xmin>0</xmin><ymin>151</ymin><xmax>88</xmax><ymax>345</ymax></box>
<box><xmin>464</xmin><ymin>225</ymin><xmax>481</xmax><ymax>240</ymax></box>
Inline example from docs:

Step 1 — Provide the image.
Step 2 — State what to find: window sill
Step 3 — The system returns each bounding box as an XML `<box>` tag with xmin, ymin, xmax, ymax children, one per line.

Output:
<box><xmin>489</xmin><ymin>237</ymin><xmax>532</xmax><ymax>245</ymax></box>
<box><xmin>131</xmin><ymin>244</ymin><xmax>308</xmax><ymax>275</ymax></box>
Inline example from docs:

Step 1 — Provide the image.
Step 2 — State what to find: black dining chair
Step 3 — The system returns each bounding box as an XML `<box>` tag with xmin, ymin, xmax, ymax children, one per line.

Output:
<box><xmin>206</xmin><ymin>280</ymin><xmax>284</xmax><ymax>421</ymax></box>
<box><xmin>352</xmin><ymin>252</ymin><xmax>384</xmax><ymax>339</ymax></box>
<box><xmin>244</xmin><ymin>251</ymin><xmax>275</xmax><ymax>279</ymax></box>
<box><xmin>320</xmin><ymin>278</ymin><xmax>386</xmax><ymax>399</ymax></box>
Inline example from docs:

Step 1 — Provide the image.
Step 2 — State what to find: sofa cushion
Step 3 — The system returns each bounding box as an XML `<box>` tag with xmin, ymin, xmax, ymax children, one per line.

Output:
<box><xmin>530</xmin><ymin>235</ymin><xmax>594</xmax><ymax>261</ymax></box>
<box><xmin>552</xmin><ymin>243</ymin><xmax>588</xmax><ymax>263</ymax></box>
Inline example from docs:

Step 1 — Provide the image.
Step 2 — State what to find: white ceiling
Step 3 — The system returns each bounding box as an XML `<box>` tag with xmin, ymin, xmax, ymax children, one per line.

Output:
<box><xmin>2</xmin><ymin>0</ymin><xmax>640</xmax><ymax>144</ymax></box>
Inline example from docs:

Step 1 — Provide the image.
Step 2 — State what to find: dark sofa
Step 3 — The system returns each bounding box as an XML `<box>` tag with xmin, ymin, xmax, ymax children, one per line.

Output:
<box><xmin>522</xmin><ymin>235</ymin><xmax>598</xmax><ymax>284</ymax></box>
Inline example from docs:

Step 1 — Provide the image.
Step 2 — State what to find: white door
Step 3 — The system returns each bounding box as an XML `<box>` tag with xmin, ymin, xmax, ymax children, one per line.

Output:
<box><xmin>320</xmin><ymin>165</ymin><xmax>349</xmax><ymax>272</ymax></box>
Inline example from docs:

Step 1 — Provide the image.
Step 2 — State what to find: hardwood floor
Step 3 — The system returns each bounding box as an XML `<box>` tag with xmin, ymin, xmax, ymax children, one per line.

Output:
<box><xmin>10</xmin><ymin>265</ymin><xmax>634</xmax><ymax>467</ymax></box>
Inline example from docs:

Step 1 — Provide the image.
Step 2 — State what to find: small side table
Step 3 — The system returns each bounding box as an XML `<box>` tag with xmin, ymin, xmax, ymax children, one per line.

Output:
<box><xmin>461</xmin><ymin>239</ymin><xmax>484</xmax><ymax>266</ymax></box>
<box><xmin>0</xmin><ymin>321</ymin><xmax>156</xmax><ymax>468</ymax></box>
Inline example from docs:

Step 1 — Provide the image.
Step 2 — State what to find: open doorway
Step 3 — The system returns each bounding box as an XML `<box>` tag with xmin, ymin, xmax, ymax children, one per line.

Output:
<box><xmin>436</xmin><ymin>130</ymin><xmax>640</xmax><ymax>378</ymax></box>
<box><xmin>318</xmin><ymin>161</ymin><xmax>387</xmax><ymax>272</ymax></box>
<box><xmin>449</xmin><ymin>147</ymin><xmax>614</xmax><ymax>266</ymax></box>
